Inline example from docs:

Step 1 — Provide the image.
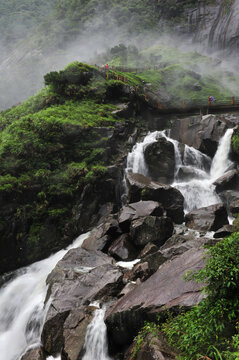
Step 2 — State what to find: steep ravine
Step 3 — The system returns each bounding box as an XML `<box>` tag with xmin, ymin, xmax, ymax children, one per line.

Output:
<box><xmin>1</xmin><ymin>111</ymin><xmax>239</xmax><ymax>360</ymax></box>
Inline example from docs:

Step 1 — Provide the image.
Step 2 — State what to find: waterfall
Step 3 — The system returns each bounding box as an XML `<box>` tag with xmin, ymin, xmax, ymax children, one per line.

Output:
<box><xmin>82</xmin><ymin>304</ymin><xmax>112</xmax><ymax>360</ymax></box>
<box><xmin>210</xmin><ymin>128</ymin><xmax>234</xmax><ymax>179</ymax></box>
<box><xmin>126</xmin><ymin>131</ymin><xmax>164</xmax><ymax>175</ymax></box>
<box><xmin>173</xmin><ymin>129</ymin><xmax>233</xmax><ymax>211</ymax></box>
<box><xmin>0</xmin><ymin>232</ymin><xmax>90</xmax><ymax>360</ymax></box>
<box><xmin>126</xmin><ymin>129</ymin><xmax>234</xmax><ymax>212</ymax></box>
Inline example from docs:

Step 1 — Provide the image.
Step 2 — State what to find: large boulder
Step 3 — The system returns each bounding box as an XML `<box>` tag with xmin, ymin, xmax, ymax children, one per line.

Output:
<box><xmin>118</xmin><ymin>200</ymin><xmax>164</xmax><ymax>232</ymax></box>
<box><xmin>170</xmin><ymin>114</ymin><xmax>229</xmax><ymax>157</ymax></box>
<box><xmin>125</xmin><ymin>173</ymin><xmax>184</xmax><ymax>224</ymax></box>
<box><xmin>130</xmin><ymin>216</ymin><xmax>174</xmax><ymax>247</ymax></box>
<box><xmin>213</xmin><ymin>224</ymin><xmax>235</xmax><ymax>239</ymax></box>
<box><xmin>176</xmin><ymin>165</ymin><xmax>209</xmax><ymax>182</ymax></box>
<box><xmin>62</xmin><ymin>307</ymin><xmax>95</xmax><ymax>360</ymax></box>
<box><xmin>213</xmin><ymin>169</ymin><xmax>239</xmax><ymax>193</ymax></box>
<box><xmin>81</xmin><ymin>215</ymin><xmax>121</xmax><ymax>252</ymax></box>
<box><xmin>41</xmin><ymin>248</ymin><xmax>123</xmax><ymax>357</ymax></box>
<box><xmin>144</xmin><ymin>137</ymin><xmax>175</xmax><ymax>184</ymax></box>
<box><xmin>185</xmin><ymin>203</ymin><xmax>229</xmax><ymax>231</ymax></box>
<box><xmin>108</xmin><ymin>233</ymin><xmax>137</xmax><ymax>261</ymax></box>
<box><xmin>106</xmin><ymin>248</ymin><xmax>206</xmax><ymax>346</ymax></box>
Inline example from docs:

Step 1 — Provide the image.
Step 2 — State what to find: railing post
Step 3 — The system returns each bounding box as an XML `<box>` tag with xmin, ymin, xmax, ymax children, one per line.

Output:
<box><xmin>182</xmin><ymin>100</ymin><xmax>186</xmax><ymax>108</ymax></box>
<box><xmin>158</xmin><ymin>101</ymin><xmax>163</xmax><ymax>110</ymax></box>
<box><xmin>135</xmin><ymin>86</ymin><xmax>138</xmax><ymax>94</ymax></box>
<box><xmin>232</xmin><ymin>96</ymin><xmax>235</xmax><ymax>105</ymax></box>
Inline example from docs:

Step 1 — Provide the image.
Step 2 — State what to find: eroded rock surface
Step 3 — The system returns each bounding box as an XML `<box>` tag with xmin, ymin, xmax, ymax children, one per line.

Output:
<box><xmin>144</xmin><ymin>137</ymin><xmax>175</xmax><ymax>184</ymax></box>
<box><xmin>213</xmin><ymin>169</ymin><xmax>239</xmax><ymax>193</ymax></box>
<box><xmin>42</xmin><ymin>248</ymin><xmax>123</xmax><ymax>357</ymax></box>
<box><xmin>170</xmin><ymin>114</ymin><xmax>228</xmax><ymax>157</ymax></box>
<box><xmin>126</xmin><ymin>173</ymin><xmax>184</xmax><ymax>224</ymax></box>
<box><xmin>106</xmin><ymin>248</ymin><xmax>206</xmax><ymax>346</ymax></box>
<box><xmin>185</xmin><ymin>203</ymin><xmax>228</xmax><ymax>231</ymax></box>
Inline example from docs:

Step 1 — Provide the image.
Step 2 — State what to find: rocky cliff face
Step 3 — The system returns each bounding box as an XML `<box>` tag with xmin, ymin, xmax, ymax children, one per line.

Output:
<box><xmin>183</xmin><ymin>0</ymin><xmax>239</xmax><ymax>53</ymax></box>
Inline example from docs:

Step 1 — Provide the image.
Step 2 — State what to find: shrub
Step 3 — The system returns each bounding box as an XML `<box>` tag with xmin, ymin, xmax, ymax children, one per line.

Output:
<box><xmin>162</xmin><ymin>232</ymin><xmax>239</xmax><ymax>359</ymax></box>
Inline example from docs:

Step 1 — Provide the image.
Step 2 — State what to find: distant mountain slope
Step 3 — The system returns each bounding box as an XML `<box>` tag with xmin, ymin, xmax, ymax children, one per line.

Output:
<box><xmin>0</xmin><ymin>0</ymin><xmax>238</xmax><ymax>110</ymax></box>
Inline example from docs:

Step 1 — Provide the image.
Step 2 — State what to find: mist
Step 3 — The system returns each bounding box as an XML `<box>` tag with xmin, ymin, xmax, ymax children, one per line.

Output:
<box><xmin>0</xmin><ymin>0</ymin><xmax>239</xmax><ymax>111</ymax></box>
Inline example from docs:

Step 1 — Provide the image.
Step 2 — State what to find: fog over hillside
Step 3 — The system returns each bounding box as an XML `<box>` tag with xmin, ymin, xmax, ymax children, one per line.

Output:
<box><xmin>0</xmin><ymin>0</ymin><xmax>239</xmax><ymax>110</ymax></box>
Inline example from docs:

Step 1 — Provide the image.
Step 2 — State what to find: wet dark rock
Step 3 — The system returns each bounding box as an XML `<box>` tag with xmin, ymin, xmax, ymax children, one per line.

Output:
<box><xmin>185</xmin><ymin>203</ymin><xmax>229</xmax><ymax>231</ymax></box>
<box><xmin>213</xmin><ymin>224</ymin><xmax>235</xmax><ymax>239</ymax></box>
<box><xmin>82</xmin><ymin>234</ymin><xmax>110</xmax><ymax>252</ymax></box>
<box><xmin>106</xmin><ymin>248</ymin><xmax>206</xmax><ymax>346</ymax></box>
<box><xmin>170</xmin><ymin>114</ymin><xmax>228</xmax><ymax>157</ymax></box>
<box><xmin>108</xmin><ymin>234</ymin><xmax>137</xmax><ymax>261</ymax></box>
<box><xmin>118</xmin><ymin>200</ymin><xmax>164</xmax><ymax>232</ymax></box>
<box><xmin>161</xmin><ymin>236</ymin><xmax>218</xmax><ymax>260</ymax></box>
<box><xmin>126</xmin><ymin>173</ymin><xmax>184</xmax><ymax>224</ymax></box>
<box><xmin>125</xmin><ymin>332</ymin><xmax>177</xmax><ymax>360</ymax></box>
<box><xmin>122</xmin><ymin>262</ymin><xmax>152</xmax><ymax>283</ymax></box>
<box><xmin>229</xmin><ymin>198</ymin><xmax>239</xmax><ymax>214</ymax></box>
<box><xmin>81</xmin><ymin>215</ymin><xmax>121</xmax><ymax>252</ymax></box>
<box><xmin>21</xmin><ymin>347</ymin><xmax>45</xmax><ymax>360</ymax></box>
<box><xmin>139</xmin><ymin>250</ymin><xmax>167</xmax><ymax>274</ymax></box>
<box><xmin>119</xmin><ymin>282</ymin><xmax>138</xmax><ymax>297</ymax></box>
<box><xmin>130</xmin><ymin>216</ymin><xmax>174</xmax><ymax>247</ymax></box>
<box><xmin>144</xmin><ymin>137</ymin><xmax>175</xmax><ymax>184</ymax></box>
<box><xmin>76</xmin><ymin>165</ymin><xmax>123</xmax><ymax>234</ymax></box>
<box><xmin>219</xmin><ymin>190</ymin><xmax>239</xmax><ymax>209</ymax></box>
<box><xmin>63</xmin><ymin>307</ymin><xmax>95</xmax><ymax>360</ymax></box>
<box><xmin>42</xmin><ymin>248</ymin><xmax>123</xmax><ymax>356</ymax></box>
<box><xmin>176</xmin><ymin>165</ymin><xmax>208</xmax><ymax>181</ymax></box>
<box><xmin>213</xmin><ymin>169</ymin><xmax>239</xmax><ymax>193</ymax></box>
<box><xmin>139</xmin><ymin>242</ymin><xmax>159</xmax><ymax>258</ymax></box>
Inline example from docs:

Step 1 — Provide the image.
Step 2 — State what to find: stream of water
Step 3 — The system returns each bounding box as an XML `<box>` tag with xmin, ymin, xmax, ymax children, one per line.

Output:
<box><xmin>82</xmin><ymin>303</ymin><xmax>112</xmax><ymax>360</ymax></box>
<box><xmin>0</xmin><ymin>232</ymin><xmax>90</xmax><ymax>360</ymax></box>
<box><xmin>127</xmin><ymin>128</ymin><xmax>234</xmax><ymax>212</ymax></box>
<box><xmin>0</xmin><ymin>127</ymin><xmax>235</xmax><ymax>360</ymax></box>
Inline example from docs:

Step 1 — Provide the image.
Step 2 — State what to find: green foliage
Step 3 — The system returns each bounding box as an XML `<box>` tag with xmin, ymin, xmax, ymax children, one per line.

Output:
<box><xmin>44</xmin><ymin>62</ymin><xmax>94</xmax><ymax>96</ymax></box>
<box><xmin>132</xmin><ymin>322</ymin><xmax>160</xmax><ymax>359</ymax></box>
<box><xmin>0</xmin><ymin>62</ymin><xmax>128</xmax><ymax>264</ymax></box>
<box><xmin>232</xmin><ymin>128</ymin><xmax>239</xmax><ymax>156</ymax></box>
<box><xmin>162</xmin><ymin>232</ymin><xmax>239</xmax><ymax>359</ymax></box>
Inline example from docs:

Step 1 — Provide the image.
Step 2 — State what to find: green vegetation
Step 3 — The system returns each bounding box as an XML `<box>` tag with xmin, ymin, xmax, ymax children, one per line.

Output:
<box><xmin>101</xmin><ymin>43</ymin><xmax>239</xmax><ymax>108</ymax></box>
<box><xmin>132</xmin><ymin>322</ymin><xmax>160</xmax><ymax>359</ymax></box>
<box><xmin>160</xmin><ymin>232</ymin><xmax>239</xmax><ymax>360</ymax></box>
<box><xmin>132</xmin><ymin>232</ymin><xmax>239</xmax><ymax>360</ymax></box>
<box><xmin>232</xmin><ymin>127</ymin><xmax>239</xmax><ymax>156</ymax></box>
<box><xmin>0</xmin><ymin>61</ymin><xmax>135</xmax><ymax>269</ymax></box>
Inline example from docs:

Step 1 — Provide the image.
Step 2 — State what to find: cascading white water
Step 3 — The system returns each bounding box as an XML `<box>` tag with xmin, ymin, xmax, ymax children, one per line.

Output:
<box><xmin>173</xmin><ymin>128</ymin><xmax>234</xmax><ymax>211</ymax></box>
<box><xmin>126</xmin><ymin>131</ymin><xmax>164</xmax><ymax>175</ymax></box>
<box><xmin>82</xmin><ymin>304</ymin><xmax>112</xmax><ymax>360</ymax></box>
<box><xmin>0</xmin><ymin>232</ymin><xmax>90</xmax><ymax>360</ymax></box>
<box><xmin>210</xmin><ymin>128</ymin><xmax>234</xmax><ymax>179</ymax></box>
<box><xmin>172</xmin><ymin>139</ymin><xmax>219</xmax><ymax>212</ymax></box>
<box><xmin>126</xmin><ymin>128</ymin><xmax>234</xmax><ymax>212</ymax></box>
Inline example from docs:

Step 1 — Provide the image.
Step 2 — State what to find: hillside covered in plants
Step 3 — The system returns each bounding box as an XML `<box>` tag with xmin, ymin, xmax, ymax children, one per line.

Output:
<box><xmin>1</xmin><ymin>1</ymin><xmax>239</xmax><ymax>360</ymax></box>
